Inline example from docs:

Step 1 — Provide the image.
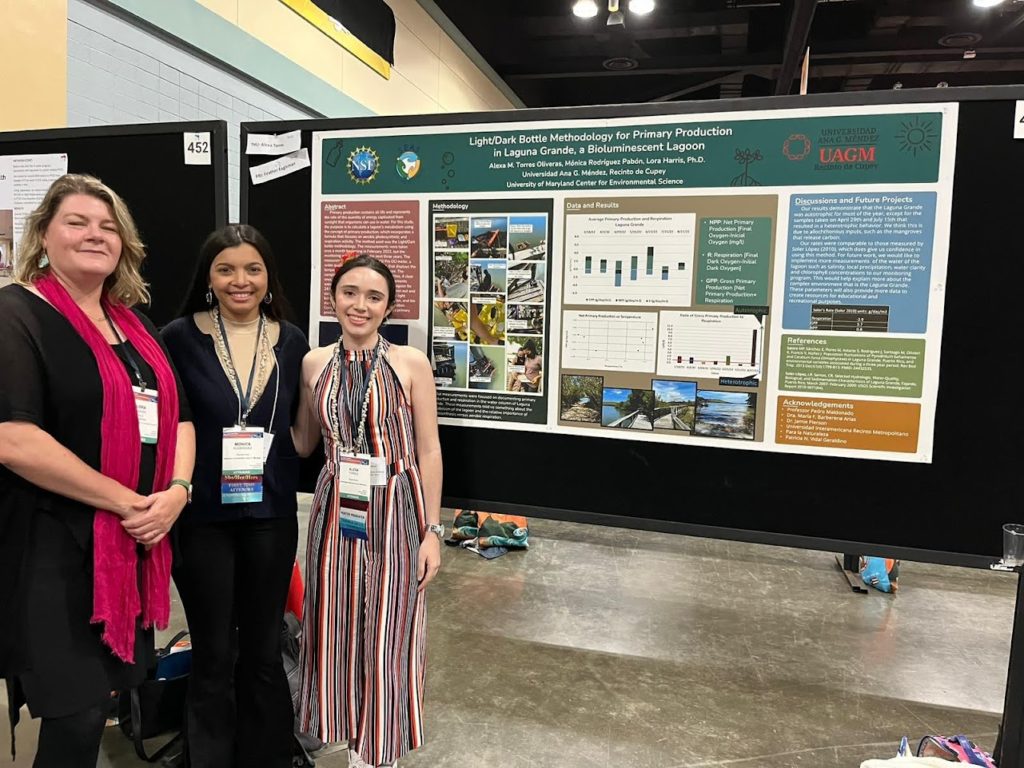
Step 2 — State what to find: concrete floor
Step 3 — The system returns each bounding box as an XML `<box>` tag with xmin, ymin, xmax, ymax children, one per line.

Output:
<box><xmin>2</xmin><ymin>498</ymin><xmax>1014</xmax><ymax>767</ymax></box>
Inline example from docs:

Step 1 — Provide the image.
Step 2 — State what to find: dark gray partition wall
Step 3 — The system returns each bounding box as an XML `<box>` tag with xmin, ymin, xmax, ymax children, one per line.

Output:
<box><xmin>1</xmin><ymin>121</ymin><xmax>228</xmax><ymax>326</ymax></box>
<box><xmin>241</xmin><ymin>87</ymin><xmax>1024</xmax><ymax>568</ymax></box>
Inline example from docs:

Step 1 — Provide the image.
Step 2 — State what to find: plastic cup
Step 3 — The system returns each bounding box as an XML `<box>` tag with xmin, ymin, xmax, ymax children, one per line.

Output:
<box><xmin>1003</xmin><ymin>523</ymin><xmax>1024</xmax><ymax>567</ymax></box>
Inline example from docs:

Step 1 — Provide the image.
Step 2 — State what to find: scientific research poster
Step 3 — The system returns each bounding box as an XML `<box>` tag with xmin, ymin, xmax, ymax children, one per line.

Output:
<box><xmin>312</xmin><ymin>102</ymin><xmax>957</xmax><ymax>461</ymax></box>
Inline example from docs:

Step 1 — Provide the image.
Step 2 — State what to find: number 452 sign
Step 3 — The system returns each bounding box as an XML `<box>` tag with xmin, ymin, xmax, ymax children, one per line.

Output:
<box><xmin>1015</xmin><ymin>101</ymin><xmax>1024</xmax><ymax>141</ymax></box>
<box><xmin>184</xmin><ymin>132</ymin><xmax>212</xmax><ymax>165</ymax></box>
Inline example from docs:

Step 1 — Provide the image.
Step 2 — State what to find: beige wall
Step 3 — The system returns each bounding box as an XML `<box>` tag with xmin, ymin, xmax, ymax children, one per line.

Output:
<box><xmin>195</xmin><ymin>0</ymin><xmax>514</xmax><ymax>115</ymax></box>
<box><xmin>0</xmin><ymin>0</ymin><xmax>68</xmax><ymax>130</ymax></box>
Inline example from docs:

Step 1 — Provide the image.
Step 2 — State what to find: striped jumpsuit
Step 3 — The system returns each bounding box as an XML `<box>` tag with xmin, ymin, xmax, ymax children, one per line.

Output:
<box><xmin>298</xmin><ymin>340</ymin><xmax>427</xmax><ymax>766</ymax></box>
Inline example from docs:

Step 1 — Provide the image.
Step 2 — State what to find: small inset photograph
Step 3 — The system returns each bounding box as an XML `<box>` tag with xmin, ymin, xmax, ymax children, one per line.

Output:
<box><xmin>433</xmin><ymin>341</ymin><xmax>467</xmax><ymax>389</ymax></box>
<box><xmin>470</xmin><ymin>217</ymin><xmax>508</xmax><ymax>258</ymax></box>
<box><xmin>468</xmin><ymin>345</ymin><xmax>505</xmax><ymax>391</ymax></box>
<box><xmin>434</xmin><ymin>216</ymin><xmax>469</xmax><ymax>250</ymax></box>
<box><xmin>506</xmin><ymin>336</ymin><xmax>544</xmax><ymax>394</ymax></box>
<box><xmin>0</xmin><ymin>209</ymin><xmax>14</xmax><ymax>283</ymax></box>
<box><xmin>508</xmin><ymin>214</ymin><xmax>548</xmax><ymax>261</ymax></box>
<box><xmin>601</xmin><ymin>387</ymin><xmax>654</xmax><ymax>430</ymax></box>
<box><xmin>652</xmin><ymin>380</ymin><xmax>697</xmax><ymax>432</ymax></box>
<box><xmin>695</xmin><ymin>390</ymin><xmax>757</xmax><ymax>440</ymax></box>
<box><xmin>560</xmin><ymin>374</ymin><xmax>602</xmax><ymax>423</ymax></box>
<box><xmin>469</xmin><ymin>297</ymin><xmax>505</xmax><ymax>345</ymax></box>
<box><xmin>434</xmin><ymin>252</ymin><xmax>469</xmax><ymax>299</ymax></box>
<box><xmin>433</xmin><ymin>301</ymin><xmax>469</xmax><ymax>341</ymax></box>
<box><xmin>470</xmin><ymin>259</ymin><xmax>506</xmax><ymax>295</ymax></box>
<box><xmin>507</xmin><ymin>261</ymin><xmax>546</xmax><ymax>303</ymax></box>
<box><xmin>507</xmin><ymin>304</ymin><xmax>544</xmax><ymax>335</ymax></box>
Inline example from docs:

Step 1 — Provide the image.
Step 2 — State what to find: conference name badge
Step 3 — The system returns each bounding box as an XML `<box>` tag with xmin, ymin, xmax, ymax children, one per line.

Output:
<box><xmin>222</xmin><ymin>427</ymin><xmax>264</xmax><ymax>504</ymax></box>
<box><xmin>338</xmin><ymin>452</ymin><xmax>371</xmax><ymax>540</ymax></box>
<box><xmin>133</xmin><ymin>387</ymin><xmax>159</xmax><ymax>445</ymax></box>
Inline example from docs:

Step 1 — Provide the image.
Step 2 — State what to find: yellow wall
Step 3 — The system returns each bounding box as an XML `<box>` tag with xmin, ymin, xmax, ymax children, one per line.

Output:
<box><xmin>195</xmin><ymin>0</ymin><xmax>514</xmax><ymax>115</ymax></box>
<box><xmin>0</xmin><ymin>0</ymin><xmax>67</xmax><ymax>130</ymax></box>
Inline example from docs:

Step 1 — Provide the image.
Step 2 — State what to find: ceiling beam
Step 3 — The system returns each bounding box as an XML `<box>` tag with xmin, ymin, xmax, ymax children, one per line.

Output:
<box><xmin>504</xmin><ymin>46</ymin><xmax>1024</xmax><ymax>80</ymax></box>
<box><xmin>774</xmin><ymin>0</ymin><xmax>819</xmax><ymax>95</ymax></box>
<box><xmin>649</xmin><ymin>70</ymin><xmax>759</xmax><ymax>102</ymax></box>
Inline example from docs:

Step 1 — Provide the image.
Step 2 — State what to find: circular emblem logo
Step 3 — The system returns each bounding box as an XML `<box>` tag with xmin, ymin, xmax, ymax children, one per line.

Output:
<box><xmin>396</xmin><ymin>150</ymin><xmax>421</xmax><ymax>180</ymax></box>
<box><xmin>348</xmin><ymin>147</ymin><xmax>380</xmax><ymax>184</ymax></box>
<box><xmin>783</xmin><ymin>134</ymin><xmax>811</xmax><ymax>161</ymax></box>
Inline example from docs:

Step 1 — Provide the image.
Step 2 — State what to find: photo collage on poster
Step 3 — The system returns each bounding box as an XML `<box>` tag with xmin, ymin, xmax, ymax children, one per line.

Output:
<box><xmin>431</xmin><ymin>212</ymin><xmax>548</xmax><ymax>396</ymax></box>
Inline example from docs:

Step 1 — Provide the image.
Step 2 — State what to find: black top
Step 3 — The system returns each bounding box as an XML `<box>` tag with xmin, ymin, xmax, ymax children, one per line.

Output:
<box><xmin>0</xmin><ymin>284</ymin><xmax>191</xmax><ymax>713</ymax></box>
<box><xmin>161</xmin><ymin>315</ymin><xmax>309</xmax><ymax>522</ymax></box>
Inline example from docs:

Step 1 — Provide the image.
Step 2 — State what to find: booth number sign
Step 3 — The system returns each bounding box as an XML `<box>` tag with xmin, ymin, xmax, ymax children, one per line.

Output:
<box><xmin>184</xmin><ymin>132</ymin><xmax>212</xmax><ymax>165</ymax></box>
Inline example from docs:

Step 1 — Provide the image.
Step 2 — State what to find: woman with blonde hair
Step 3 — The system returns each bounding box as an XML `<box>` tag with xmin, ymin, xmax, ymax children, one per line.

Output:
<box><xmin>0</xmin><ymin>174</ymin><xmax>195</xmax><ymax>767</ymax></box>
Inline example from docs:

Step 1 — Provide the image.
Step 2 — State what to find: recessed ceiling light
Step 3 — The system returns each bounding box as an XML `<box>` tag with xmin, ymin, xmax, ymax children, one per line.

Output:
<box><xmin>630</xmin><ymin>0</ymin><xmax>655</xmax><ymax>13</ymax></box>
<box><xmin>972</xmin><ymin>0</ymin><xmax>1005</xmax><ymax>7</ymax></box>
<box><xmin>573</xmin><ymin>0</ymin><xmax>599</xmax><ymax>17</ymax></box>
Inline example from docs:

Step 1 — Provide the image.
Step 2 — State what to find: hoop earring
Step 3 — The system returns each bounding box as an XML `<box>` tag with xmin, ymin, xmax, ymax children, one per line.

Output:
<box><xmin>38</xmin><ymin>251</ymin><xmax>49</xmax><ymax>269</ymax></box>
<box><xmin>205</xmin><ymin>288</ymin><xmax>214</xmax><ymax>306</ymax></box>
<box><xmin>263</xmin><ymin>291</ymin><xmax>273</xmax><ymax>305</ymax></box>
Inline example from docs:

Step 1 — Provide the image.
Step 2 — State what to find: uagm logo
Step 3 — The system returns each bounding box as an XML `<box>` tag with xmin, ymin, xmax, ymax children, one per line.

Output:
<box><xmin>347</xmin><ymin>146</ymin><xmax>380</xmax><ymax>185</ymax></box>
<box><xmin>783</xmin><ymin>134</ymin><xmax>811</xmax><ymax>161</ymax></box>
<box><xmin>818</xmin><ymin>146</ymin><xmax>876</xmax><ymax>163</ymax></box>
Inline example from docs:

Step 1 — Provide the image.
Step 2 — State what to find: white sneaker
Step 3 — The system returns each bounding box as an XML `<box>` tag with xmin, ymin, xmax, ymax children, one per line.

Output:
<box><xmin>347</xmin><ymin>750</ymin><xmax>397</xmax><ymax>768</ymax></box>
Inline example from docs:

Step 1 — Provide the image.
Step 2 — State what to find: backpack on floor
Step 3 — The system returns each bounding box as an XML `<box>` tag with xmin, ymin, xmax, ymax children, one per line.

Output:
<box><xmin>917</xmin><ymin>735</ymin><xmax>997</xmax><ymax>767</ymax></box>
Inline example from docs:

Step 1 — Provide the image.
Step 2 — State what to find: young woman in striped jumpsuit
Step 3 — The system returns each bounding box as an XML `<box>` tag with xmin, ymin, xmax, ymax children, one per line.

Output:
<box><xmin>292</xmin><ymin>255</ymin><xmax>443</xmax><ymax>768</ymax></box>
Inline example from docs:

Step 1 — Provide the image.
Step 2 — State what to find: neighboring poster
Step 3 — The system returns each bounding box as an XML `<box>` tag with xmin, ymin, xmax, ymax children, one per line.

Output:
<box><xmin>0</xmin><ymin>153</ymin><xmax>68</xmax><ymax>287</ymax></box>
<box><xmin>311</xmin><ymin>103</ymin><xmax>957</xmax><ymax>461</ymax></box>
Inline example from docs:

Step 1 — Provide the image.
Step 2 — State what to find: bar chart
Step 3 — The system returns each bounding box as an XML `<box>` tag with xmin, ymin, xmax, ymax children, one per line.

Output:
<box><xmin>564</xmin><ymin>212</ymin><xmax>695</xmax><ymax>305</ymax></box>
<box><xmin>657</xmin><ymin>311</ymin><xmax>764</xmax><ymax>378</ymax></box>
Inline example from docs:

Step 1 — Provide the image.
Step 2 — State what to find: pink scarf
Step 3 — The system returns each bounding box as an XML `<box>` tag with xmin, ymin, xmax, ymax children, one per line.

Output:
<box><xmin>36</xmin><ymin>275</ymin><xmax>178</xmax><ymax>662</ymax></box>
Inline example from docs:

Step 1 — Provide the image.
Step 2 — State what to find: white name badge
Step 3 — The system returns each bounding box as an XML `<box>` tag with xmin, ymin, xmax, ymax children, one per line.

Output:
<box><xmin>133</xmin><ymin>387</ymin><xmax>159</xmax><ymax>445</ymax></box>
<box><xmin>222</xmin><ymin>427</ymin><xmax>264</xmax><ymax>504</ymax></box>
<box><xmin>337</xmin><ymin>452</ymin><xmax>371</xmax><ymax>540</ymax></box>
<box><xmin>337</xmin><ymin>452</ymin><xmax>371</xmax><ymax>502</ymax></box>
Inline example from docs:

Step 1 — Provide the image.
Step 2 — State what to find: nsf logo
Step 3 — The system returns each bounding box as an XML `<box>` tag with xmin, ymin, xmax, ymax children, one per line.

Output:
<box><xmin>347</xmin><ymin>147</ymin><xmax>380</xmax><ymax>184</ymax></box>
<box><xmin>396</xmin><ymin>149</ymin><xmax>420</xmax><ymax>180</ymax></box>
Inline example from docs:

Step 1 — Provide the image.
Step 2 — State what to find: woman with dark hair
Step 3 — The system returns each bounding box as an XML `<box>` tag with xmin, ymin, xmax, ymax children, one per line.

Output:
<box><xmin>161</xmin><ymin>224</ymin><xmax>312</xmax><ymax>768</ymax></box>
<box><xmin>0</xmin><ymin>174</ymin><xmax>195</xmax><ymax>766</ymax></box>
<box><xmin>294</xmin><ymin>254</ymin><xmax>442</xmax><ymax>768</ymax></box>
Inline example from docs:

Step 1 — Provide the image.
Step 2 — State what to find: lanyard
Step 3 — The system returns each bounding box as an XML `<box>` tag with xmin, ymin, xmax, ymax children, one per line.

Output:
<box><xmin>102</xmin><ymin>305</ymin><xmax>146</xmax><ymax>389</ymax></box>
<box><xmin>216</xmin><ymin>309</ymin><xmax>264</xmax><ymax>427</ymax></box>
<box><xmin>333</xmin><ymin>340</ymin><xmax>381</xmax><ymax>454</ymax></box>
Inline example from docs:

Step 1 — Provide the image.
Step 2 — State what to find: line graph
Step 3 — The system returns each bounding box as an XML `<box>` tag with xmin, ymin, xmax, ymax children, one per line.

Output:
<box><xmin>561</xmin><ymin>310</ymin><xmax>658</xmax><ymax>373</ymax></box>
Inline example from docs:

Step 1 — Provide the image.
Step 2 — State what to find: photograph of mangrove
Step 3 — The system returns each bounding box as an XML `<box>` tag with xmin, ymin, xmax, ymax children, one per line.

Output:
<box><xmin>507</xmin><ymin>261</ymin><xmax>546</xmax><ymax>303</ymax></box>
<box><xmin>507</xmin><ymin>303</ymin><xmax>544</xmax><ymax>335</ymax></box>
<box><xmin>434</xmin><ymin>216</ymin><xmax>469</xmax><ymax>249</ymax></box>
<box><xmin>433</xmin><ymin>341</ymin><xmax>468</xmax><ymax>388</ymax></box>
<box><xmin>694</xmin><ymin>390</ymin><xmax>757</xmax><ymax>440</ymax></box>
<box><xmin>601</xmin><ymin>387</ymin><xmax>655</xmax><ymax>430</ymax></box>
<box><xmin>468</xmin><ymin>345</ymin><xmax>506</xmax><ymax>391</ymax></box>
<box><xmin>560</xmin><ymin>374</ymin><xmax>603</xmax><ymax>423</ymax></box>
<box><xmin>470</xmin><ymin>259</ymin><xmax>507</xmax><ymax>294</ymax></box>
<box><xmin>469</xmin><ymin>298</ymin><xmax>505</xmax><ymax>345</ymax></box>
<box><xmin>470</xmin><ymin>216</ymin><xmax>508</xmax><ymax>258</ymax></box>
<box><xmin>652</xmin><ymin>380</ymin><xmax>697</xmax><ymax>432</ymax></box>
<box><xmin>506</xmin><ymin>336</ymin><xmax>544</xmax><ymax>394</ymax></box>
<box><xmin>432</xmin><ymin>301</ymin><xmax>469</xmax><ymax>341</ymax></box>
<box><xmin>434</xmin><ymin>252</ymin><xmax>469</xmax><ymax>298</ymax></box>
<box><xmin>508</xmin><ymin>214</ymin><xmax>548</xmax><ymax>261</ymax></box>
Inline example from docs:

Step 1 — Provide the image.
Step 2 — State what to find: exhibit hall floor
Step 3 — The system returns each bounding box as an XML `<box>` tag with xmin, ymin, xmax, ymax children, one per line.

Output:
<box><xmin>1</xmin><ymin>496</ymin><xmax>1012</xmax><ymax>767</ymax></box>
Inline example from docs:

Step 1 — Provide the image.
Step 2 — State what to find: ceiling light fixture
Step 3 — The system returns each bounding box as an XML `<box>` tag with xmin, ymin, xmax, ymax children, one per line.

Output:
<box><xmin>972</xmin><ymin>0</ymin><xmax>1005</xmax><ymax>7</ymax></box>
<box><xmin>572</xmin><ymin>0</ymin><xmax>599</xmax><ymax>18</ymax></box>
<box><xmin>607</xmin><ymin>0</ymin><xmax>625</xmax><ymax>25</ymax></box>
<box><xmin>629</xmin><ymin>0</ymin><xmax>655</xmax><ymax>13</ymax></box>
